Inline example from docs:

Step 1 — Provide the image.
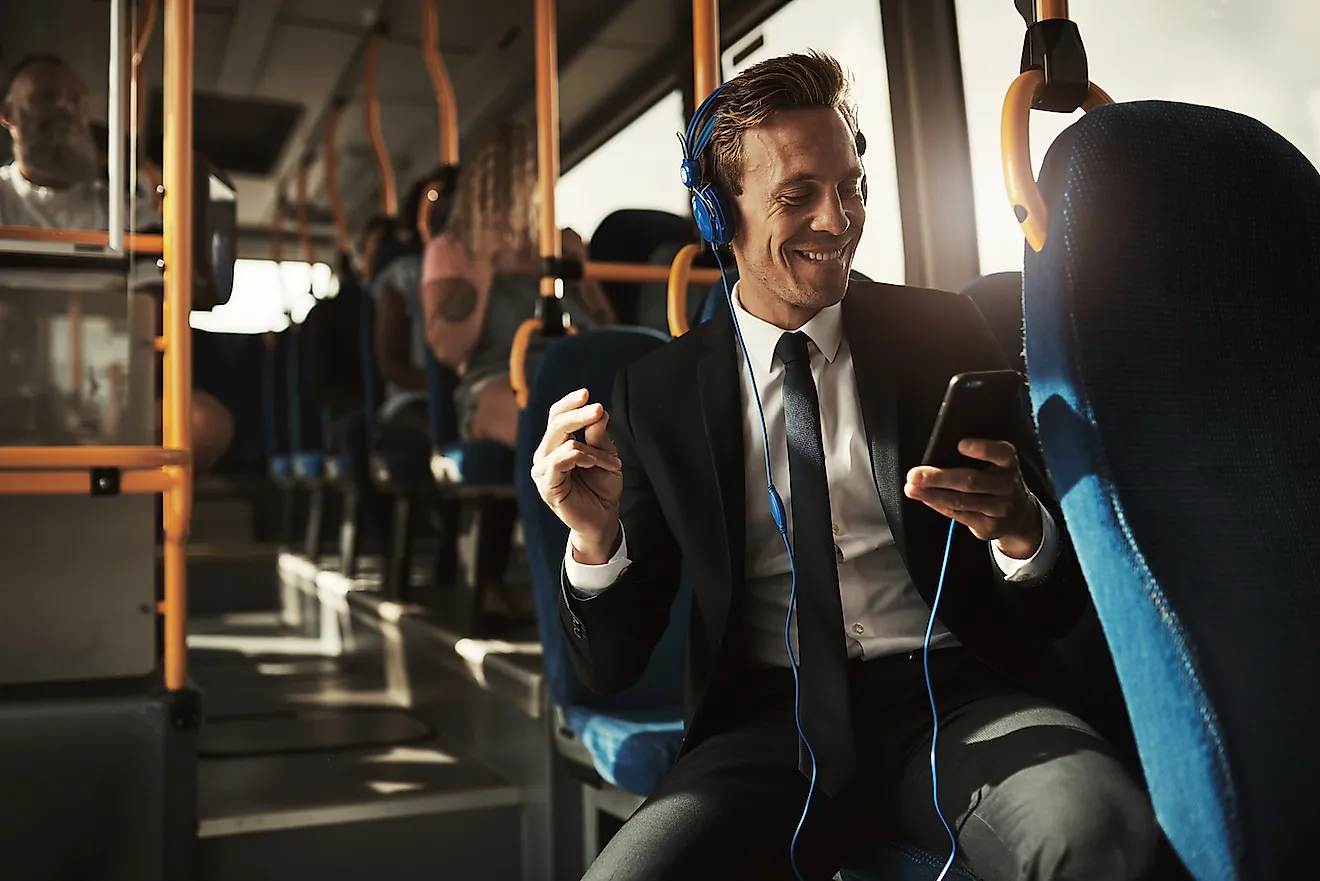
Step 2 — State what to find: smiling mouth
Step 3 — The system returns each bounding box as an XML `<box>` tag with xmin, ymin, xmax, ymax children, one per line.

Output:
<box><xmin>793</xmin><ymin>245</ymin><xmax>849</xmax><ymax>264</ymax></box>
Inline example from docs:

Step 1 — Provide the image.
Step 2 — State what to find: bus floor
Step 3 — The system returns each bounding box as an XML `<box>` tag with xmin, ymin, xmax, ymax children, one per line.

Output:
<box><xmin>187</xmin><ymin>578</ymin><xmax>535</xmax><ymax>880</ymax></box>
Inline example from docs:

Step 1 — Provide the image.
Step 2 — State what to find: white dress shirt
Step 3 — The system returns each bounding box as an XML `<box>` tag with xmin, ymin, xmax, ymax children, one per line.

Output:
<box><xmin>564</xmin><ymin>283</ymin><xmax>1059</xmax><ymax>666</ymax></box>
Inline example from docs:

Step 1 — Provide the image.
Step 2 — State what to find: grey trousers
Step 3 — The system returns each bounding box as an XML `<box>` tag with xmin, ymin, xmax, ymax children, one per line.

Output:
<box><xmin>582</xmin><ymin>648</ymin><xmax>1163</xmax><ymax>881</ymax></box>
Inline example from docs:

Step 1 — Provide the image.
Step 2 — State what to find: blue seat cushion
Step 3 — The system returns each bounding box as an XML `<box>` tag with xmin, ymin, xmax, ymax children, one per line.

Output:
<box><xmin>840</xmin><ymin>840</ymin><xmax>981</xmax><ymax>881</ymax></box>
<box><xmin>292</xmin><ymin>451</ymin><xmax>325</xmax><ymax>481</ymax></box>
<box><xmin>431</xmin><ymin>440</ymin><xmax>514</xmax><ymax>486</ymax></box>
<box><xmin>561</xmin><ymin>705</ymin><xmax>685</xmax><ymax>797</ymax></box>
<box><xmin>268</xmin><ymin>454</ymin><xmax>293</xmax><ymax>482</ymax></box>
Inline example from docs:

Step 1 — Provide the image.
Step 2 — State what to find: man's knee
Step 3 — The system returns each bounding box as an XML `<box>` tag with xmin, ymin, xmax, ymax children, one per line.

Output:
<box><xmin>978</xmin><ymin>754</ymin><xmax>1160</xmax><ymax>881</ymax></box>
<box><xmin>192</xmin><ymin>392</ymin><xmax>234</xmax><ymax>470</ymax></box>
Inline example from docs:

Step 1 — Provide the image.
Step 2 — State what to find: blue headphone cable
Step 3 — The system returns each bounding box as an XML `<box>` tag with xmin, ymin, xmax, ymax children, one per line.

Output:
<box><xmin>715</xmin><ymin>252</ymin><xmax>958</xmax><ymax>881</ymax></box>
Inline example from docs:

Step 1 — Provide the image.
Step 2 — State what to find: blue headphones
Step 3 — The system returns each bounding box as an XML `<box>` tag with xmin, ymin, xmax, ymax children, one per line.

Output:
<box><xmin>678</xmin><ymin>82</ymin><xmax>868</xmax><ymax>248</ymax></box>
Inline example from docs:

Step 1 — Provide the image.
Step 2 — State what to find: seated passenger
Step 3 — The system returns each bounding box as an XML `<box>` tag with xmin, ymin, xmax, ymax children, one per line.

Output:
<box><xmin>420</xmin><ymin>122</ymin><xmax>615</xmax><ymax>450</ymax></box>
<box><xmin>369</xmin><ymin>181</ymin><xmax>431</xmax><ymax>449</ymax></box>
<box><xmin>0</xmin><ymin>53</ymin><xmax>233</xmax><ymax>469</ymax></box>
<box><xmin>531</xmin><ymin>52</ymin><xmax>1161</xmax><ymax>880</ymax></box>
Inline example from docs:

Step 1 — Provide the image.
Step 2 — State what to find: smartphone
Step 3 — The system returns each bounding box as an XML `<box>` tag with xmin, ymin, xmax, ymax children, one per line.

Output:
<box><xmin>920</xmin><ymin>370</ymin><xmax>1026</xmax><ymax>470</ymax></box>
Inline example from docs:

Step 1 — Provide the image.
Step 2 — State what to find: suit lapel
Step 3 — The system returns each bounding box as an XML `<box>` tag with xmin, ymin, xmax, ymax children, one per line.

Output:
<box><xmin>695</xmin><ymin>309</ymin><xmax>746</xmax><ymax>604</ymax></box>
<box><xmin>843</xmin><ymin>288</ymin><xmax>909</xmax><ymax>566</ymax></box>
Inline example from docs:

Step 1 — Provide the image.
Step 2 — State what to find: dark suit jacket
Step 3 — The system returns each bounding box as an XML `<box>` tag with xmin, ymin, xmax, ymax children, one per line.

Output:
<box><xmin>558</xmin><ymin>280</ymin><xmax>1087</xmax><ymax>749</ymax></box>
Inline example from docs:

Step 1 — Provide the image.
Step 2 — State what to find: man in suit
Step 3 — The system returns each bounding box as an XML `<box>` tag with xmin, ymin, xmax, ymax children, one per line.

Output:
<box><xmin>531</xmin><ymin>51</ymin><xmax>1159</xmax><ymax>881</ymax></box>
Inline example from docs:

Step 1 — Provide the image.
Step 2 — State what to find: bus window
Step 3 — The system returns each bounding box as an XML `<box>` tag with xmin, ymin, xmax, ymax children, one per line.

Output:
<box><xmin>189</xmin><ymin>258</ymin><xmax>336</xmax><ymax>334</ymax></box>
<box><xmin>957</xmin><ymin>0</ymin><xmax>1320</xmax><ymax>275</ymax></box>
<box><xmin>723</xmin><ymin>0</ymin><xmax>904</xmax><ymax>285</ymax></box>
<box><xmin>557</xmin><ymin>90</ymin><xmax>690</xmax><ymax>239</ymax></box>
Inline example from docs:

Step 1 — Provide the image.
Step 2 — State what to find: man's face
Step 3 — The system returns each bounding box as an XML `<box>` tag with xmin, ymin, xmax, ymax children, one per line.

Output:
<box><xmin>730</xmin><ymin>106</ymin><xmax>866</xmax><ymax>315</ymax></box>
<box><xmin>2</xmin><ymin>61</ymin><xmax>98</xmax><ymax>186</ymax></box>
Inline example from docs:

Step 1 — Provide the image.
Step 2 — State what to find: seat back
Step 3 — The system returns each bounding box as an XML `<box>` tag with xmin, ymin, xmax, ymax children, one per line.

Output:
<box><xmin>586</xmin><ymin>209</ymin><xmax>695</xmax><ymax>327</ymax></box>
<box><xmin>514</xmin><ymin>328</ymin><xmax>690</xmax><ymax>711</ymax></box>
<box><xmin>960</xmin><ymin>271</ymin><xmax>1026</xmax><ymax>375</ymax></box>
<box><xmin>1023</xmin><ymin>100</ymin><xmax>1320</xmax><ymax>881</ymax></box>
<box><xmin>262</xmin><ymin>333</ymin><xmax>290</xmax><ymax>459</ymax></box>
<box><xmin>424</xmin><ymin>350</ymin><xmax>461</xmax><ymax>448</ymax></box>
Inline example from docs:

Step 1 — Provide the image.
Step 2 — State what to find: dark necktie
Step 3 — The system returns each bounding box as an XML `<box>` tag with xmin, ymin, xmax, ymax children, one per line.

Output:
<box><xmin>775</xmin><ymin>330</ymin><xmax>857</xmax><ymax>796</ymax></box>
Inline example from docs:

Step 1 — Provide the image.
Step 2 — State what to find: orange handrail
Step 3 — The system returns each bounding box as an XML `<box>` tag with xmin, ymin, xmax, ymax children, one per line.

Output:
<box><xmin>0</xmin><ymin>227</ymin><xmax>163</xmax><ymax>252</ymax></box>
<box><xmin>692</xmin><ymin>0</ymin><xmax>721</xmax><ymax>104</ymax></box>
<box><xmin>0</xmin><ymin>447</ymin><xmax>189</xmax><ymax>468</ymax></box>
<box><xmin>161</xmin><ymin>0</ymin><xmax>196</xmax><ymax>691</ymax></box>
<box><xmin>1037</xmin><ymin>0</ymin><xmax>1069</xmax><ymax>20</ymax></box>
<box><xmin>322</xmin><ymin>101</ymin><xmax>352</xmax><ymax>256</ymax></box>
<box><xmin>1001</xmin><ymin>71</ymin><xmax>1111</xmax><ymax>252</ymax></box>
<box><xmin>535</xmin><ymin>0</ymin><xmax>561</xmax><ymax>303</ymax></box>
<box><xmin>363</xmin><ymin>28</ymin><xmax>398</xmax><ymax>217</ymax></box>
<box><xmin>666</xmin><ymin>244</ymin><xmax>703</xmax><ymax>337</ymax></box>
<box><xmin>420</xmin><ymin>0</ymin><xmax>459</xmax><ymax>166</ymax></box>
<box><xmin>584</xmin><ymin>260</ymin><xmax>720</xmax><ymax>286</ymax></box>
<box><xmin>0</xmin><ymin>470</ymin><xmax>175</xmax><ymax>495</ymax></box>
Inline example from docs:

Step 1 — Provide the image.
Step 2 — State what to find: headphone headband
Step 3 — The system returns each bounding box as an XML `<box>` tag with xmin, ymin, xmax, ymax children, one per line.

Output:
<box><xmin>679</xmin><ymin>84</ymin><xmax>867</xmax><ymax>247</ymax></box>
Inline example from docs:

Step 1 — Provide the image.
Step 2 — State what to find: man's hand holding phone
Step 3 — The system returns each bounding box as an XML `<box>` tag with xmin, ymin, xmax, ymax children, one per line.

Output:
<box><xmin>905</xmin><ymin>438</ymin><xmax>1043</xmax><ymax>559</ymax></box>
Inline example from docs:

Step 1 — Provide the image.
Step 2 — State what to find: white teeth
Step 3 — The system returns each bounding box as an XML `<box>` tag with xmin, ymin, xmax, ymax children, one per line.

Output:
<box><xmin>799</xmin><ymin>248</ymin><xmax>845</xmax><ymax>262</ymax></box>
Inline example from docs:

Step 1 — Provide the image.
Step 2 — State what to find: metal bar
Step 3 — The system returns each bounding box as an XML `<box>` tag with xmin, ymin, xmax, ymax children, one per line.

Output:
<box><xmin>363</xmin><ymin>29</ymin><xmax>398</xmax><ymax>217</ymax></box>
<box><xmin>0</xmin><ymin>469</ymin><xmax>176</xmax><ymax>495</ymax></box>
<box><xmin>1036</xmin><ymin>0</ymin><xmax>1068</xmax><ymax>21</ymax></box>
<box><xmin>0</xmin><ymin>227</ymin><xmax>164</xmax><ymax>252</ymax></box>
<box><xmin>163</xmin><ymin>0</ymin><xmax>196</xmax><ymax>692</ymax></box>
<box><xmin>692</xmin><ymin>0</ymin><xmax>721</xmax><ymax>102</ymax></box>
<box><xmin>535</xmin><ymin>0</ymin><xmax>561</xmax><ymax>300</ymax></box>
<box><xmin>108</xmin><ymin>0</ymin><xmax>126</xmax><ymax>252</ymax></box>
<box><xmin>0</xmin><ymin>446</ymin><xmax>190</xmax><ymax>469</ymax></box>
<box><xmin>420</xmin><ymin>0</ymin><xmax>459</xmax><ymax>165</ymax></box>
<box><xmin>583</xmin><ymin>260</ymin><xmax>721</xmax><ymax>286</ymax></box>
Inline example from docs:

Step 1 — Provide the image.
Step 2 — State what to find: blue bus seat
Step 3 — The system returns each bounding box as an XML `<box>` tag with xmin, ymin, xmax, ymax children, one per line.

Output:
<box><xmin>586</xmin><ymin>209</ymin><xmax>695</xmax><ymax>329</ymax></box>
<box><xmin>424</xmin><ymin>350</ymin><xmax>513</xmax><ymax>487</ymax></box>
<box><xmin>283</xmin><ymin>327</ymin><xmax>326</xmax><ymax>482</ymax></box>
<box><xmin>960</xmin><ymin>271</ymin><xmax>1026</xmax><ymax>376</ymax></box>
<box><xmin>514</xmin><ymin>326</ymin><xmax>690</xmax><ymax>795</ymax></box>
<box><xmin>1023</xmin><ymin>100</ymin><xmax>1320</xmax><ymax>881</ymax></box>
<box><xmin>958</xmin><ymin>272</ymin><xmax>1138</xmax><ymax>767</ymax></box>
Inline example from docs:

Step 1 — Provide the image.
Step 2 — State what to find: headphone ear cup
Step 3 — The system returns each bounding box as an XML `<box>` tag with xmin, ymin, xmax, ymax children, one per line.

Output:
<box><xmin>861</xmin><ymin>174</ymin><xmax>868</xmax><ymax>207</ymax></box>
<box><xmin>692</xmin><ymin>184</ymin><xmax>733</xmax><ymax>248</ymax></box>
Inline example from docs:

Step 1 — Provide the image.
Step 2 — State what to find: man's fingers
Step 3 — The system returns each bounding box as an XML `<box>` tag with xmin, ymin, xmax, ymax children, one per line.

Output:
<box><xmin>533</xmin><ymin>441</ymin><xmax>621</xmax><ymax>488</ymax></box>
<box><xmin>904</xmin><ymin>484</ymin><xmax>1012</xmax><ymax>518</ymax></box>
<box><xmin>538</xmin><ymin>402</ymin><xmax>607</xmax><ymax>457</ymax></box>
<box><xmin>957</xmin><ymin>438</ymin><xmax>1018</xmax><ymax>469</ymax></box>
<box><xmin>547</xmin><ymin>388</ymin><xmax>590</xmax><ymax>421</ymax></box>
<box><xmin>582</xmin><ymin>410</ymin><xmax>616</xmax><ymax>453</ymax></box>
<box><xmin>908</xmin><ymin>497</ymin><xmax>995</xmax><ymax>539</ymax></box>
<box><xmin>907</xmin><ymin>464</ymin><xmax>1014</xmax><ymax>496</ymax></box>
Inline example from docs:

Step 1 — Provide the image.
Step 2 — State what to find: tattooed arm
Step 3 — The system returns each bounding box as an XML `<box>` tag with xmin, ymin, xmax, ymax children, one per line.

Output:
<box><xmin>421</xmin><ymin>233</ymin><xmax>491</xmax><ymax>370</ymax></box>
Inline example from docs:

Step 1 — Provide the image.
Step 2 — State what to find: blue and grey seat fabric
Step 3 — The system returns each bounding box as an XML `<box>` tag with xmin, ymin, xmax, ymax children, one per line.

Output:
<box><xmin>423</xmin><ymin>352</ymin><xmax>513</xmax><ymax>485</ymax></box>
<box><xmin>514</xmin><ymin>327</ymin><xmax>691</xmax><ymax>796</ymax></box>
<box><xmin>584</xmin><ymin>208</ymin><xmax>696</xmax><ymax>331</ymax></box>
<box><xmin>1022</xmin><ymin>100</ymin><xmax>1320</xmax><ymax>881</ymax></box>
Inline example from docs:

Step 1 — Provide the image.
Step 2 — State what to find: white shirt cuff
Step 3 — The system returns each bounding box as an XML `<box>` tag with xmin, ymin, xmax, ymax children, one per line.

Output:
<box><xmin>991</xmin><ymin>498</ymin><xmax>1060</xmax><ymax>583</ymax></box>
<box><xmin>563</xmin><ymin>522</ymin><xmax>630</xmax><ymax>596</ymax></box>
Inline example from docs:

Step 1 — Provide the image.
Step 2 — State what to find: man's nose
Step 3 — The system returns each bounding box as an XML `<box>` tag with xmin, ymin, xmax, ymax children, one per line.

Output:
<box><xmin>812</xmin><ymin>192</ymin><xmax>849</xmax><ymax>236</ymax></box>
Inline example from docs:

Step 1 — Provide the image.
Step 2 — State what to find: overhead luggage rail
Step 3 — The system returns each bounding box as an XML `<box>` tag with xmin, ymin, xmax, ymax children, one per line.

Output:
<box><xmin>1002</xmin><ymin>0</ymin><xmax>1112</xmax><ymax>251</ymax></box>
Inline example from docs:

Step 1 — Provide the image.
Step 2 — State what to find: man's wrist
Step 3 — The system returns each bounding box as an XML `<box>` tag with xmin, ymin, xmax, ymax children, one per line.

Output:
<box><xmin>569</xmin><ymin>524</ymin><xmax>622</xmax><ymax>566</ymax></box>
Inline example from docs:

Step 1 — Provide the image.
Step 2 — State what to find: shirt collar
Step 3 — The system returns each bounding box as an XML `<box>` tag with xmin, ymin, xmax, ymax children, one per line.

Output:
<box><xmin>729</xmin><ymin>280</ymin><xmax>844</xmax><ymax>374</ymax></box>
